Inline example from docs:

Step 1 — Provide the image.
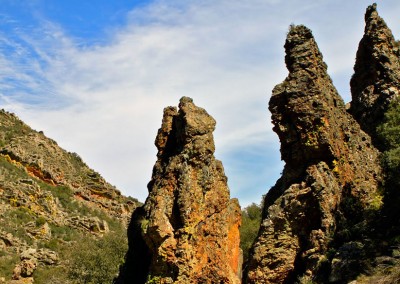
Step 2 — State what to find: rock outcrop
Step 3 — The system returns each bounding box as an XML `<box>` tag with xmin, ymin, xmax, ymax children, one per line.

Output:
<box><xmin>12</xmin><ymin>248</ymin><xmax>58</xmax><ymax>280</ymax></box>
<box><xmin>350</xmin><ymin>3</ymin><xmax>400</xmax><ymax>149</ymax></box>
<box><xmin>245</xmin><ymin>25</ymin><xmax>382</xmax><ymax>283</ymax></box>
<box><xmin>118</xmin><ymin>97</ymin><xmax>241</xmax><ymax>284</ymax></box>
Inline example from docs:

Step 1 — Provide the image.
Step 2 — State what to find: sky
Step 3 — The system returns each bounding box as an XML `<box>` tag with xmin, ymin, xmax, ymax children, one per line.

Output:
<box><xmin>0</xmin><ymin>0</ymin><xmax>399</xmax><ymax>207</ymax></box>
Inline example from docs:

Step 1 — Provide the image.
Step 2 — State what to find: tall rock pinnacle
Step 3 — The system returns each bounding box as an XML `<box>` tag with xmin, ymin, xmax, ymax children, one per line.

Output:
<box><xmin>245</xmin><ymin>25</ymin><xmax>382</xmax><ymax>283</ymax></box>
<box><xmin>350</xmin><ymin>3</ymin><xmax>400</xmax><ymax>149</ymax></box>
<box><xmin>117</xmin><ymin>97</ymin><xmax>241</xmax><ymax>284</ymax></box>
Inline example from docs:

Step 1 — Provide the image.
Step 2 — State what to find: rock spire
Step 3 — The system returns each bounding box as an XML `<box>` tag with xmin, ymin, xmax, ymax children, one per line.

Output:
<box><xmin>117</xmin><ymin>97</ymin><xmax>241</xmax><ymax>284</ymax></box>
<box><xmin>350</xmin><ymin>3</ymin><xmax>400</xmax><ymax>149</ymax></box>
<box><xmin>245</xmin><ymin>25</ymin><xmax>382</xmax><ymax>283</ymax></box>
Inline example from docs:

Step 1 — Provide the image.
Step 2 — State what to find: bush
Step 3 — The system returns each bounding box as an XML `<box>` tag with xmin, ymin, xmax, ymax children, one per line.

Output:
<box><xmin>378</xmin><ymin>98</ymin><xmax>400</xmax><ymax>172</ymax></box>
<box><xmin>0</xmin><ymin>254</ymin><xmax>19</xmax><ymax>280</ymax></box>
<box><xmin>66</xmin><ymin>230</ymin><xmax>128</xmax><ymax>284</ymax></box>
<box><xmin>378</xmin><ymin>99</ymin><xmax>400</xmax><ymax>150</ymax></box>
<box><xmin>34</xmin><ymin>266</ymin><xmax>71</xmax><ymax>284</ymax></box>
<box><xmin>240</xmin><ymin>203</ymin><xmax>262</xmax><ymax>263</ymax></box>
<box><xmin>377</xmin><ymin>98</ymin><xmax>400</xmax><ymax>233</ymax></box>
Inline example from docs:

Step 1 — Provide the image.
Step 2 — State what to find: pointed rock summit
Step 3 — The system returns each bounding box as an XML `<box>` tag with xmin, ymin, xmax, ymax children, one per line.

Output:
<box><xmin>245</xmin><ymin>25</ymin><xmax>382</xmax><ymax>283</ymax></box>
<box><xmin>350</xmin><ymin>3</ymin><xmax>400</xmax><ymax>149</ymax></box>
<box><xmin>117</xmin><ymin>97</ymin><xmax>241</xmax><ymax>284</ymax></box>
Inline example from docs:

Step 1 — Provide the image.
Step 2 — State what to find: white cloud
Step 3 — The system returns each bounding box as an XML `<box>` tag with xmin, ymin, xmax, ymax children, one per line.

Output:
<box><xmin>1</xmin><ymin>0</ymin><xmax>399</xmax><ymax>206</ymax></box>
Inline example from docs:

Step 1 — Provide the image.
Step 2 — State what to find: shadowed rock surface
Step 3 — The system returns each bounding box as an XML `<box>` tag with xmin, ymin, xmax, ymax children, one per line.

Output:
<box><xmin>245</xmin><ymin>25</ymin><xmax>382</xmax><ymax>284</ymax></box>
<box><xmin>117</xmin><ymin>97</ymin><xmax>241</xmax><ymax>284</ymax></box>
<box><xmin>350</xmin><ymin>3</ymin><xmax>400</xmax><ymax>150</ymax></box>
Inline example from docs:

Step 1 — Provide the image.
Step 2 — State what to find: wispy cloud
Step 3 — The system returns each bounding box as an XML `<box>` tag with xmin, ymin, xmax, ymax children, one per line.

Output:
<box><xmin>0</xmin><ymin>0</ymin><xmax>399</xmax><ymax>206</ymax></box>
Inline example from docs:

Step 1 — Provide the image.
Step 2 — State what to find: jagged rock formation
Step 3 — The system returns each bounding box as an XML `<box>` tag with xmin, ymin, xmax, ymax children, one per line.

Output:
<box><xmin>117</xmin><ymin>97</ymin><xmax>241</xmax><ymax>284</ymax></box>
<box><xmin>350</xmin><ymin>3</ymin><xmax>400</xmax><ymax>149</ymax></box>
<box><xmin>349</xmin><ymin>4</ymin><xmax>400</xmax><ymax>248</ymax></box>
<box><xmin>245</xmin><ymin>25</ymin><xmax>382</xmax><ymax>283</ymax></box>
<box><xmin>0</xmin><ymin>109</ymin><xmax>139</xmax><ymax>282</ymax></box>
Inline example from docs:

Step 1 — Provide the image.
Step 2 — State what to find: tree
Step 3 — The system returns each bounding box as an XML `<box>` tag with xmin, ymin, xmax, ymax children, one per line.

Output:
<box><xmin>240</xmin><ymin>203</ymin><xmax>262</xmax><ymax>263</ymax></box>
<box><xmin>377</xmin><ymin>98</ymin><xmax>400</xmax><ymax>235</ymax></box>
<box><xmin>67</xmin><ymin>232</ymin><xmax>127</xmax><ymax>284</ymax></box>
<box><xmin>378</xmin><ymin>99</ymin><xmax>400</xmax><ymax>169</ymax></box>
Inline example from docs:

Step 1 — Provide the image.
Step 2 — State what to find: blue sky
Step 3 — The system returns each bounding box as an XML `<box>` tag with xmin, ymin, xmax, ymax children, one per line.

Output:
<box><xmin>0</xmin><ymin>0</ymin><xmax>399</xmax><ymax>207</ymax></box>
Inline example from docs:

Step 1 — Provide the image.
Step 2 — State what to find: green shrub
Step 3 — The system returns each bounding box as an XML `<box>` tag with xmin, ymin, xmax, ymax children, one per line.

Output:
<box><xmin>9</xmin><ymin>207</ymin><xmax>34</xmax><ymax>224</ymax></box>
<box><xmin>0</xmin><ymin>208</ymin><xmax>35</xmax><ymax>245</ymax></box>
<box><xmin>377</xmin><ymin>98</ymin><xmax>400</xmax><ymax>233</ymax></box>
<box><xmin>34</xmin><ymin>266</ymin><xmax>71</xmax><ymax>284</ymax></box>
<box><xmin>240</xmin><ymin>203</ymin><xmax>262</xmax><ymax>263</ymax></box>
<box><xmin>66</xmin><ymin>231</ymin><xmax>128</xmax><ymax>284</ymax></box>
<box><xmin>0</xmin><ymin>254</ymin><xmax>19</xmax><ymax>280</ymax></box>
<box><xmin>378</xmin><ymin>99</ymin><xmax>400</xmax><ymax>149</ymax></box>
<box><xmin>35</xmin><ymin>216</ymin><xmax>47</xmax><ymax>227</ymax></box>
<box><xmin>378</xmin><ymin>98</ymin><xmax>400</xmax><ymax>173</ymax></box>
<box><xmin>49</xmin><ymin>224</ymin><xmax>79</xmax><ymax>242</ymax></box>
<box><xmin>146</xmin><ymin>275</ymin><xmax>162</xmax><ymax>283</ymax></box>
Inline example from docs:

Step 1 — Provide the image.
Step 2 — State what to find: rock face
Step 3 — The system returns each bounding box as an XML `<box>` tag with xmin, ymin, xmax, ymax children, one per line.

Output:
<box><xmin>350</xmin><ymin>3</ymin><xmax>400</xmax><ymax>149</ymax></box>
<box><xmin>245</xmin><ymin>25</ymin><xmax>382</xmax><ymax>283</ymax></box>
<box><xmin>118</xmin><ymin>97</ymin><xmax>241</xmax><ymax>284</ymax></box>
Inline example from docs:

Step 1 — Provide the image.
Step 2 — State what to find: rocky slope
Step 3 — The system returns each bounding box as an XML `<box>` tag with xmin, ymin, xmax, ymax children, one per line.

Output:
<box><xmin>0</xmin><ymin>110</ymin><xmax>139</xmax><ymax>283</ymax></box>
<box><xmin>245</xmin><ymin>24</ymin><xmax>383</xmax><ymax>283</ymax></box>
<box><xmin>350</xmin><ymin>3</ymin><xmax>400</xmax><ymax>150</ymax></box>
<box><xmin>0</xmin><ymin>110</ymin><xmax>137</xmax><ymax>222</ymax></box>
<box><xmin>117</xmin><ymin>97</ymin><xmax>241</xmax><ymax>284</ymax></box>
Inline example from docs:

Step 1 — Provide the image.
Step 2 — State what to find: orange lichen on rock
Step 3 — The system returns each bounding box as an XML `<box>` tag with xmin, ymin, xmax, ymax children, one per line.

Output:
<box><xmin>227</xmin><ymin>199</ymin><xmax>242</xmax><ymax>277</ymax></box>
<box><xmin>26</xmin><ymin>166</ymin><xmax>56</xmax><ymax>186</ymax></box>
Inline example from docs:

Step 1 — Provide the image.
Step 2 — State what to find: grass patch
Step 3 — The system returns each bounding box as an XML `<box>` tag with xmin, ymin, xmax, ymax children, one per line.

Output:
<box><xmin>0</xmin><ymin>207</ymin><xmax>35</xmax><ymax>245</ymax></box>
<box><xmin>356</xmin><ymin>261</ymin><xmax>400</xmax><ymax>284</ymax></box>
<box><xmin>0</xmin><ymin>254</ymin><xmax>19</xmax><ymax>280</ymax></box>
<box><xmin>34</xmin><ymin>265</ymin><xmax>71</xmax><ymax>284</ymax></box>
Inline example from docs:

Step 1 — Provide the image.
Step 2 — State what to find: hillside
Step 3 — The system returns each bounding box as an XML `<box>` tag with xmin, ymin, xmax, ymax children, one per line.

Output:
<box><xmin>0</xmin><ymin>110</ymin><xmax>140</xmax><ymax>283</ymax></box>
